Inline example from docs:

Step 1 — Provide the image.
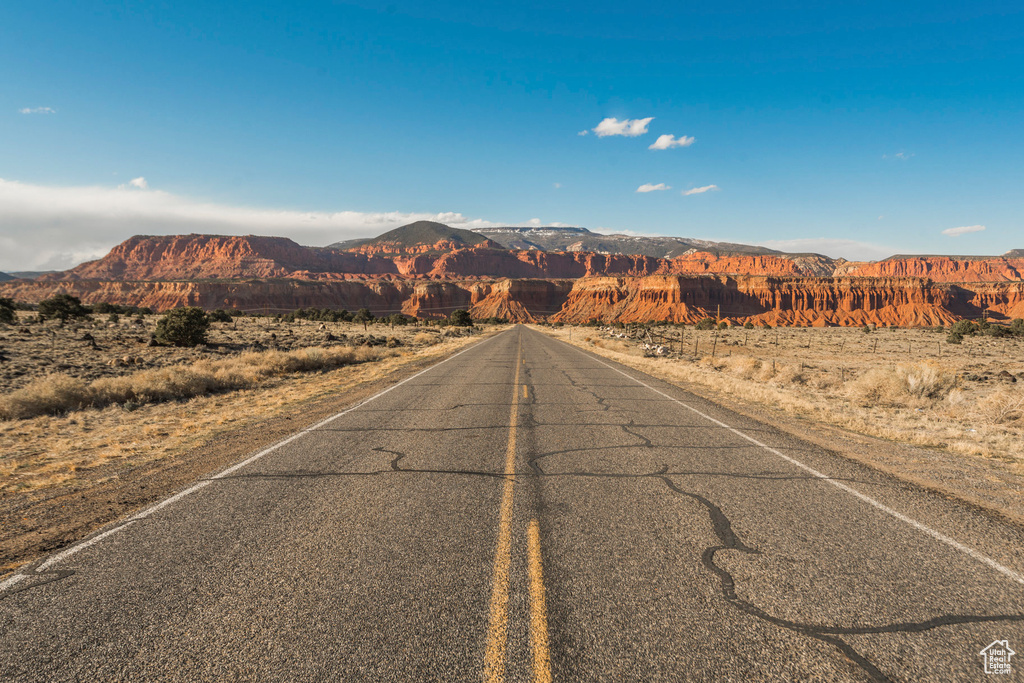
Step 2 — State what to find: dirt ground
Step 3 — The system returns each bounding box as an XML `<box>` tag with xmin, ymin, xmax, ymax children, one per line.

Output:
<box><xmin>0</xmin><ymin>312</ymin><xmax>462</xmax><ymax>393</ymax></box>
<box><xmin>587</xmin><ymin>323</ymin><xmax>1024</xmax><ymax>387</ymax></box>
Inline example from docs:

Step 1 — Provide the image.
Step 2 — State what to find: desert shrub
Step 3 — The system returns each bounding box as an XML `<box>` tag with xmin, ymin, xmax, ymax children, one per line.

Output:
<box><xmin>1011</xmin><ymin>319</ymin><xmax>1024</xmax><ymax>336</ymax></box>
<box><xmin>207</xmin><ymin>309</ymin><xmax>233</xmax><ymax>323</ymax></box>
<box><xmin>717</xmin><ymin>321</ymin><xmax>728</xmax><ymax>330</ymax></box>
<box><xmin>0</xmin><ymin>298</ymin><xmax>15</xmax><ymax>325</ymax></box>
<box><xmin>39</xmin><ymin>294</ymin><xmax>90</xmax><ymax>321</ymax></box>
<box><xmin>982</xmin><ymin>324</ymin><xmax>1013</xmax><ymax>338</ymax></box>
<box><xmin>385</xmin><ymin>313</ymin><xmax>411</xmax><ymax>327</ymax></box>
<box><xmin>769</xmin><ymin>364</ymin><xmax>806</xmax><ymax>386</ymax></box>
<box><xmin>353</xmin><ymin>308</ymin><xmax>375</xmax><ymax>330</ymax></box>
<box><xmin>91</xmin><ymin>302</ymin><xmax>151</xmax><ymax>315</ymax></box>
<box><xmin>947</xmin><ymin>331</ymin><xmax>964</xmax><ymax>345</ymax></box>
<box><xmin>743</xmin><ymin>321</ymin><xmax>754</xmax><ymax>329</ymax></box>
<box><xmin>862</xmin><ymin>325</ymin><xmax>871</xmax><ymax>333</ymax></box>
<box><xmin>950</xmin><ymin>320</ymin><xmax>978</xmax><ymax>337</ymax></box>
<box><xmin>412</xmin><ymin>332</ymin><xmax>437</xmax><ymax>345</ymax></box>
<box><xmin>154</xmin><ymin>307</ymin><xmax>210</xmax><ymax>347</ymax></box>
<box><xmin>449</xmin><ymin>309</ymin><xmax>473</xmax><ymax>327</ymax></box>
<box><xmin>695</xmin><ymin>317</ymin><xmax>717</xmax><ymax>330</ymax></box>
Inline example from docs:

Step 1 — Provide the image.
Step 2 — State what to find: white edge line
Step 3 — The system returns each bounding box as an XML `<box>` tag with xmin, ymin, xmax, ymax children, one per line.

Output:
<box><xmin>558</xmin><ymin>335</ymin><xmax>1024</xmax><ymax>587</ymax></box>
<box><xmin>7</xmin><ymin>330</ymin><xmax>507</xmax><ymax>583</ymax></box>
<box><xmin>0</xmin><ymin>573</ymin><xmax>28</xmax><ymax>591</ymax></box>
<box><xmin>37</xmin><ymin>522</ymin><xmax>138</xmax><ymax>572</ymax></box>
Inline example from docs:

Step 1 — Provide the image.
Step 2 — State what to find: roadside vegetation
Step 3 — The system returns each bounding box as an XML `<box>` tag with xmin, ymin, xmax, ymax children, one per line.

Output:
<box><xmin>542</xmin><ymin>321</ymin><xmax>1024</xmax><ymax>464</ymax></box>
<box><xmin>0</xmin><ymin>345</ymin><xmax>391</xmax><ymax>420</ymax></box>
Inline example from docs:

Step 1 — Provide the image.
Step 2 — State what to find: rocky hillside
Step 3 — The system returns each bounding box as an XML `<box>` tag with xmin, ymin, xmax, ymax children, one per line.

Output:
<box><xmin>3</xmin><ymin>275</ymin><xmax>1023</xmax><ymax>327</ymax></box>
<box><xmin>50</xmin><ymin>235</ymin><xmax>356</xmax><ymax>281</ymax></box>
<box><xmin>835</xmin><ymin>254</ymin><xmax>1024</xmax><ymax>282</ymax></box>
<box><xmin>471</xmin><ymin>226</ymin><xmax>781</xmax><ymax>258</ymax></box>
<box><xmin>3</xmin><ymin>222</ymin><xmax>1022</xmax><ymax>326</ymax></box>
<box><xmin>330</xmin><ymin>220</ymin><xmax>498</xmax><ymax>253</ymax></box>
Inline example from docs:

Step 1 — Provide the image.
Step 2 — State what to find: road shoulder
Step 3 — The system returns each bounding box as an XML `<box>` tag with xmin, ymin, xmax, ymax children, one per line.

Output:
<box><xmin>536</xmin><ymin>326</ymin><xmax>1024</xmax><ymax>528</ymax></box>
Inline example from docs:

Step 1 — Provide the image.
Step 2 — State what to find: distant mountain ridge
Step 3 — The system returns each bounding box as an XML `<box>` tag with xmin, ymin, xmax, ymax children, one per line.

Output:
<box><xmin>330</xmin><ymin>221</ymin><xmax>495</xmax><ymax>252</ymax></box>
<box><xmin>470</xmin><ymin>226</ymin><xmax>781</xmax><ymax>259</ymax></box>
<box><xmin>3</xmin><ymin>222</ymin><xmax>1023</xmax><ymax>326</ymax></box>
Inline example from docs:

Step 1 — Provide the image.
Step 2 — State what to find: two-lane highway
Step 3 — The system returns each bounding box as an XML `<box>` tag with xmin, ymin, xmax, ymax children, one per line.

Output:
<box><xmin>2</xmin><ymin>326</ymin><xmax>1023</xmax><ymax>681</ymax></box>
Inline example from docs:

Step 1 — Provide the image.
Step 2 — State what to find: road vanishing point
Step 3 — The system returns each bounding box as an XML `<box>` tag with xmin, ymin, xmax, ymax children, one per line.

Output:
<box><xmin>2</xmin><ymin>326</ymin><xmax>1024</xmax><ymax>681</ymax></box>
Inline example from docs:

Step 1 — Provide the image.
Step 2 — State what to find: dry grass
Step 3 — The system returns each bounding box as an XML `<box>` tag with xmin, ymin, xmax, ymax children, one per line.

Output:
<box><xmin>0</xmin><ymin>346</ymin><xmax>390</xmax><ymax>420</ymax></box>
<box><xmin>0</xmin><ymin>334</ymin><xmax>493</xmax><ymax>496</ymax></box>
<box><xmin>542</xmin><ymin>325</ymin><xmax>1024</xmax><ymax>466</ymax></box>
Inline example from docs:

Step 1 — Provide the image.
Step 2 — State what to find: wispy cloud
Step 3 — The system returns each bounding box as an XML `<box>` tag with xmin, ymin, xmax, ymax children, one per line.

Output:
<box><xmin>591</xmin><ymin>227</ymin><xmax>660</xmax><ymax>237</ymax></box>
<box><xmin>577</xmin><ymin>130</ymin><xmax>589</xmax><ymax>136</ymax></box>
<box><xmin>129</xmin><ymin>176</ymin><xmax>148</xmax><ymax>189</ymax></box>
<box><xmin>941</xmin><ymin>224</ymin><xmax>985</xmax><ymax>237</ymax></box>
<box><xmin>591</xmin><ymin>117</ymin><xmax>653</xmax><ymax>137</ymax></box>
<box><xmin>553</xmin><ymin>182</ymin><xmax>562</xmax><ymax>189</ymax></box>
<box><xmin>649</xmin><ymin>134</ymin><xmax>695</xmax><ymax>150</ymax></box>
<box><xmin>883</xmin><ymin>151</ymin><xmax>914</xmax><ymax>160</ymax></box>
<box><xmin>19</xmin><ymin>106</ymin><xmax>56</xmax><ymax>115</ymax></box>
<box><xmin>681</xmin><ymin>184</ymin><xmax>718</xmax><ymax>196</ymax></box>
<box><xmin>636</xmin><ymin>183</ymin><xmax>671</xmax><ymax>193</ymax></box>
<box><xmin>755</xmin><ymin>238</ymin><xmax>896</xmax><ymax>261</ymax></box>
<box><xmin>0</xmin><ymin>178</ymin><xmax>569</xmax><ymax>271</ymax></box>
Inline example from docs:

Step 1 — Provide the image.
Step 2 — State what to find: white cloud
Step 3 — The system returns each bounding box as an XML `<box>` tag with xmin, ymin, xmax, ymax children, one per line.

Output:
<box><xmin>577</xmin><ymin>130</ymin><xmax>589</xmax><ymax>136</ymax></box>
<box><xmin>553</xmin><ymin>182</ymin><xmax>561</xmax><ymax>189</ymax></box>
<box><xmin>591</xmin><ymin>117</ymin><xmax>653</xmax><ymax>137</ymax></box>
<box><xmin>649</xmin><ymin>134</ymin><xmax>695</xmax><ymax>150</ymax></box>
<box><xmin>883</xmin><ymin>151</ymin><xmax>914</xmax><ymax>160</ymax></box>
<box><xmin>942</xmin><ymin>224</ymin><xmax>985</xmax><ymax>237</ymax></box>
<box><xmin>681</xmin><ymin>184</ymin><xmax>719</xmax><ymax>196</ymax></box>
<box><xmin>755</xmin><ymin>238</ymin><xmax>896</xmax><ymax>261</ymax></box>
<box><xmin>129</xmin><ymin>177</ymin><xmax>148</xmax><ymax>189</ymax></box>
<box><xmin>19</xmin><ymin>107</ymin><xmax>56</xmax><ymax>115</ymax></box>
<box><xmin>0</xmin><ymin>178</ymin><xmax>569</xmax><ymax>271</ymax></box>
<box><xmin>591</xmin><ymin>227</ymin><xmax>659</xmax><ymax>237</ymax></box>
<box><xmin>636</xmin><ymin>183</ymin><xmax>671</xmax><ymax>193</ymax></box>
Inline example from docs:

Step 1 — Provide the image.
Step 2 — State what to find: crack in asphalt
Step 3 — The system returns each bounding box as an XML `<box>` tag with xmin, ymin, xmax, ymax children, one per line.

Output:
<box><xmin>179</xmin><ymin>458</ymin><xmax>1024</xmax><ymax>682</ymax></box>
<box><xmin>6</xmin><ymin>451</ymin><xmax>1023</xmax><ymax>682</ymax></box>
<box><xmin>0</xmin><ymin>560</ymin><xmax>76</xmax><ymax>602</ymax></box>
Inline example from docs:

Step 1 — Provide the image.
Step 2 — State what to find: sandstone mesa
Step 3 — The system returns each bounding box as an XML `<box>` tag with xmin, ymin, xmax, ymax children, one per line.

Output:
<box><xmin>2</xmin><ymin>224</ymin><xmax>1022</xmax><ymax>326</ymax></box>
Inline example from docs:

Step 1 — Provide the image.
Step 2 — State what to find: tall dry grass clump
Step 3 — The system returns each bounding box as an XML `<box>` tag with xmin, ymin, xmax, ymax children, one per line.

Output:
<box><xmin>848</xmin><ymin>361</ymin><xmax>955</xmax><ymax>407</ymax></box>
<box><xmin>974</xmin><ymin>386</ymin><xmax>1024</xmax><ymax>427</ymax></box>
<box><xmin>0</xmin><ymin>345</ymin><xmax>390</xmax><ymax>420</ymax></box>
<box><xmin>412</xmin><ymin>332</ymin><xmax>437</xmax><ymax>346</ymax></box>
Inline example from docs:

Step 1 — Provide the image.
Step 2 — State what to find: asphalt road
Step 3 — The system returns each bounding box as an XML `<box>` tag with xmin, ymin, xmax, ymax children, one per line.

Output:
<box><xmin>2</xmin><ymin>325</ymin><xmax>1024</xmax><ymax>681</ymax></box>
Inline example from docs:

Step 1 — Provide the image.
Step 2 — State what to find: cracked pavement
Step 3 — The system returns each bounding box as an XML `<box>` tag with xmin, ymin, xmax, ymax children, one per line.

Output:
<box><xmin>1</xmin><ymin>326</ymin><xmax>1023</xmax><ymax>681</ymax></box>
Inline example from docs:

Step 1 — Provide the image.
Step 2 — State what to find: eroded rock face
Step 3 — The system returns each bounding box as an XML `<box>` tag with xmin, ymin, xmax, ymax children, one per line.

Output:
<box><xmin>835</xmin><ymin>256</ymin><xmax>1024</xmax><ymax>282</ymax></box>
<box><xmin>4</xmin><ymin>275</ymin><xmax>1023</xmax><ymax>326</ymax></box>
<box><xmin>5</xmin><ymin>234</ymin><xmax>1023</xmax><ymax>325</ymax></box>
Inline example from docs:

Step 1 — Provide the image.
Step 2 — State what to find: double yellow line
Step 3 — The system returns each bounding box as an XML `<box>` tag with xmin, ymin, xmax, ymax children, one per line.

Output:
<box><xmin>484</xmin><ymin>337</ymin><xmax>551</xmax><ymax>683</ymax></box>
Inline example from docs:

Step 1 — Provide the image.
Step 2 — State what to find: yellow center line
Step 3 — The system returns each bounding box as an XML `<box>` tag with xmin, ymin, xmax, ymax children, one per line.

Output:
<box><xmin>523</xmin><ymin>385</ymin><xmax>528</xmax><ymax>399</ymax></box>
<box><xmin>528</xmin><ymin>519</ymin><xmax>552</xmax><ymax>683</ymax></box>
<box><xmin>484</xmin><ymin>335</ymin><xmax>522</xmax><ymax>683</ymax></box>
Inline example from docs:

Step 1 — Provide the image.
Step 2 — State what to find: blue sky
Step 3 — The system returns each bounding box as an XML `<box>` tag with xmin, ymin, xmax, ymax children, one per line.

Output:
<box><xmin>2</xmin><ymin>1</ymin><xmax>1023</xmax><ymax>270</ymax></box>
